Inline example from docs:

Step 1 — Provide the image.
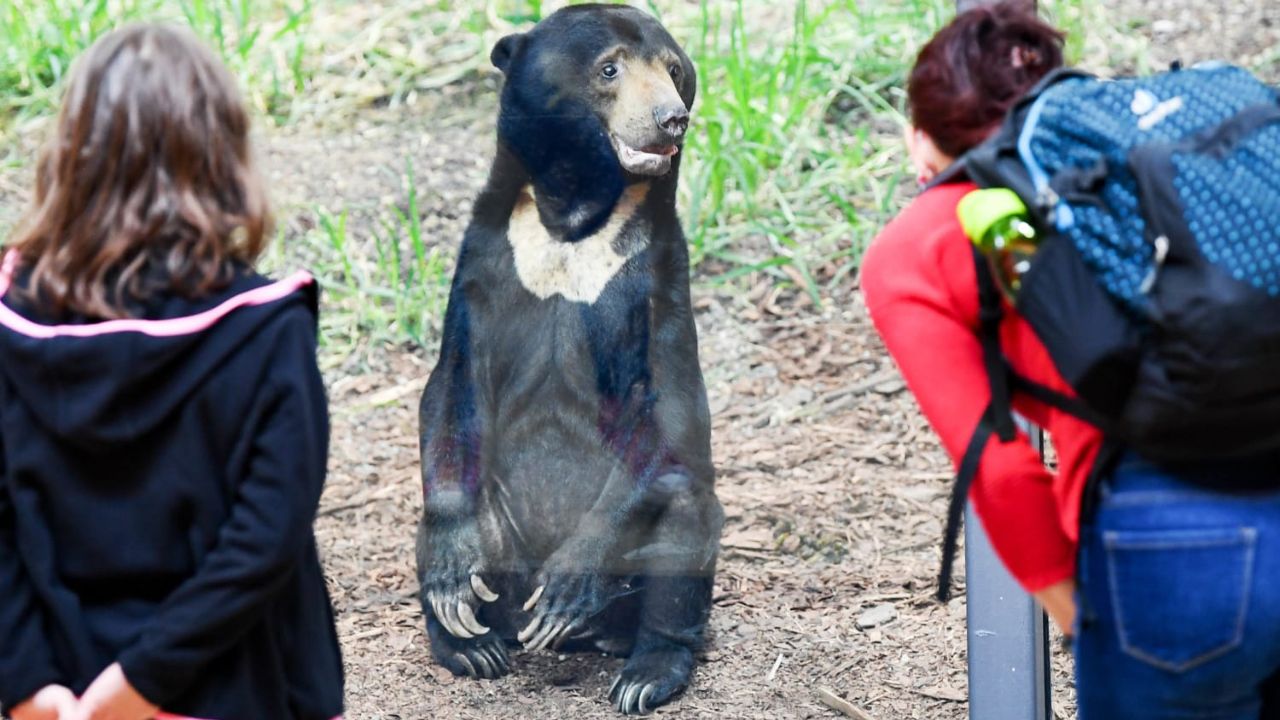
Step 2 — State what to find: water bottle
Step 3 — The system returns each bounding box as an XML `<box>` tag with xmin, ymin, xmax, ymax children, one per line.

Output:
<box><xmin>957</xmin><ymin>188</ymin><xmax>1039</xmax><ymax>302</ymax></box>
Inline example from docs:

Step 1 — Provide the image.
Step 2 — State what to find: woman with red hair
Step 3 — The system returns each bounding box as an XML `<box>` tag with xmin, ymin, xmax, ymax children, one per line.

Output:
<box><xmin>862</xmin><ymin>4</ymin><xmax>1280</xmax><ymax>718</ymax></box>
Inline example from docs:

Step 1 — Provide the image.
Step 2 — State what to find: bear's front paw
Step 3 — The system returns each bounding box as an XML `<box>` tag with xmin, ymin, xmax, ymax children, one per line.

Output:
<box><xmin>518</xmin><ymin>549</ymin><xmax>612</xmax><ymax>651</ymax></box>
<box><xmin>609</xmin><ymin>644</ymin><xmax>693</xmax><ymax>715</ymax></box>
<box><xmin>418</xmin><ymin>520</ymin><xmax>500</xmax><ymax>639</ymax></box>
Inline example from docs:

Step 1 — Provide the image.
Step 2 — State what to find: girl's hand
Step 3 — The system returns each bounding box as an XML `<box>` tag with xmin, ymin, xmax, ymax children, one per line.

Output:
<box><xmin>9</xmin><ymin>685</ymin><xmax>78</xmax><ymax>720</ymax></box>
<box><xmin>1033</xmin><ymin>579</ymin><xmax>1078</xmax><ymax>637</ymax></box>
<box><xmin>71</xmin><ymin>664</ymin><xmax>158</xmax><ymax>720</ymax></box>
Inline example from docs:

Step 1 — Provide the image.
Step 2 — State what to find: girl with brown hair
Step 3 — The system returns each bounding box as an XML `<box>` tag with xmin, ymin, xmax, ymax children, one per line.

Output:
<box><xmin>0</xmin><ymin>24</ymin><xmax>343</xmax><ymax>720</ymax></box>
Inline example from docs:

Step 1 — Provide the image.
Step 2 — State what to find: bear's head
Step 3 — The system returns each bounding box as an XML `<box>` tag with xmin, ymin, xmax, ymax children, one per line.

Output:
<box><xmin>490</xmin><ymin>4</ymin><xmax>696</xmax><ymax>241</ymax></box>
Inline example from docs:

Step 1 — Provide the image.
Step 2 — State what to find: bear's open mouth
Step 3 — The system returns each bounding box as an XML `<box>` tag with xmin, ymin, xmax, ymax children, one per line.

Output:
<box><xmin>611</xmin><ymin>135</ymin><xmax>679</xmax><ymax>176</ymax></box>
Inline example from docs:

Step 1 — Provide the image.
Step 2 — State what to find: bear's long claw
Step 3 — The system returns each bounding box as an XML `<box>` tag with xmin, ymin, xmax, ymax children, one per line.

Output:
<box><xmin>430</xmin><ymin>597</ymin><xmax>453</xmax><ymax>637</ymax></box>
<box><xmin>457</xmin><ymin>601</ymin><xmax>490</xmax><ymax>636</ymax></box>
<box><xmin>558</xmin><ymin>619</ymin><xmax>584</xmax><ymax>649</ymax></box>
<box><xmin>472</xmin><ymin>574</ymin><xmax>500</xmax><ymax>602</ymax></box>
<box><xmin>638</xmin><ymin>685</ymin><xmax>655</xmax><ymax>715</ymax></box>
<box><xmin>525</xmin><ymin>618</ymin><xmax>561</xmax><ymax>651</ymax></box>
<box><xmin>454</xmin><ymin>652</ymin><xmax>478</xmax><ymax>678</ymax></box>
<box><xmin>622</xmin><ymin>682</ymin><xmax>643</xmax><ymax>714</ymax></box>
<box><xmin>548</xmin><ymin>618</ymin><xmax>584</xmax><ymax>651</ymax></box>
<box><xmin>517</xmin><ymin>613</ymin><xmax>543</xmax><ymax>643</ymax></box>
<box><xmin>439</xmin><ymin>597</ymin><xmax>475</xmax><ymax>639</ymax></box>
<box><xmin>483</xmin><ymin>645</ymin><xmax>509</xmax><ymax>674</ymax></box>
<box><xmin>522</xmin><ymin>584</ymin><xmax>545</xmax><ymax>612</ymax></box>
<box><xmin>472</xmin><ymin>650</ymin><xmax>495</xmax><ymax>678</ymax></box>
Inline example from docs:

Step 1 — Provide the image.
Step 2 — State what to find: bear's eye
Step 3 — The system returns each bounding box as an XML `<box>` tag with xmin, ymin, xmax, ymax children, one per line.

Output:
<box><xmin>668</xmin><ymin>64</ymin><xmax>682</xmax><ymax>80</ymax></box>
<box><xmin>600</xmin><ymin>63</ymin><xmax>619</xmax><ymax>80</ymax></box>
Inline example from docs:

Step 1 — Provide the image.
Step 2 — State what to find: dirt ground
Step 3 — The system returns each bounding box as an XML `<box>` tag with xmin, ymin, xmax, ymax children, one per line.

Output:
<box><xmin>0</xmin><ymin>3</ymin><xmax>1274</xmax><ymax>719</ymax></box>
<box><xmin>303</xmin><ymin>4</ymin><xmax>1278</xmax><ymax>720</ymax></box>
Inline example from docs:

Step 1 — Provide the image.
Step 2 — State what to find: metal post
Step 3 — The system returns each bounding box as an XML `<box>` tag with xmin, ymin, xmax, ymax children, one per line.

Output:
<box><xmin>964</xmin><ymin>420</ymin><xmax>1052</xmax><ymax>720</ymax></box>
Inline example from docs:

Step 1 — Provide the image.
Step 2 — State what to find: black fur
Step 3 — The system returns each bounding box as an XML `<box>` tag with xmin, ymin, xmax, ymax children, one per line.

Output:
<box><xmin>416</xmin><ymin>5</ymin><xmax>720</xmax><ymax>716</ymax></box>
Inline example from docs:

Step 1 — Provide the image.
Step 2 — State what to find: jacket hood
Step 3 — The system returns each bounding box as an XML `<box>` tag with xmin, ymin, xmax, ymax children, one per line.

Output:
<box><xmin>0</xmin><ymin>251</ymin><xmax>317</xmax><ymax>449</ymax></box>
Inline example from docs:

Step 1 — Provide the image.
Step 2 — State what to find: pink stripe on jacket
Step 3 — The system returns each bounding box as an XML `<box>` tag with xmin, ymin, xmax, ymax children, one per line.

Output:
<box><xmin>155</xmin><ymin>715</ymin><xmax>344</xmax><ymax>720</ymax></box>
<box><xmin>0</xmin><ymin>251</ymin><xmax>314</xmax><ymax>339</ymax></box>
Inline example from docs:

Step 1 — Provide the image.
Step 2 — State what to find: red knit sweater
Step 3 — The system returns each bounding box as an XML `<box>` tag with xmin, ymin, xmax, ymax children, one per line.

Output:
<box><xmin>861</xmin><ymin>181</ymin><xmax>1103</xmax><ymax>592</ymax></box>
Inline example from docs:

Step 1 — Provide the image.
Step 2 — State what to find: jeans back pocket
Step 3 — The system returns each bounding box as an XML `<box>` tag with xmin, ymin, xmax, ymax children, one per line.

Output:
<box><xmin>1104</xmin><ymin>526</ymin><xmax>1256</xmax><ymax>672</ymax></box>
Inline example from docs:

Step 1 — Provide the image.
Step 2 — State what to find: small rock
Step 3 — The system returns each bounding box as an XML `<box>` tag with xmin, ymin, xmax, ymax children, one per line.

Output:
<box><xmin>428</xmin><ymin>665</ymin><xmax>455</xmax><ymax>685</ymax></box>
<box><xmin>856</xmin><ymin>603</ymin><xmax>898</xmax><ymax>630</ymax></box>
<box><xmin>921</xmin><ymin>685</ymin><xmax>968</xmax><ymax>702</ymax></box>
<box><xmin>708</xmin><ymin>392</ymin><xmax>731</xmax><ymax>416</ymax></box>
<box><xmin>898</xmin><ymin>484</ymin><xmax>940</xmax><ymax>502</ymax></box>
<box><xmin>1152</xmin><ymin>19</ymin><xmax>1177</xmax><ymax>34</ymax></box>
<box><xmin>873</xmin><ymin>378</ymin><xmax>906</xmax><ymax>395</ymax></box>
<box><xmin>777</xmin><ymin>385</ymin><xmax>815</xmax><ymax>411</ymax></box>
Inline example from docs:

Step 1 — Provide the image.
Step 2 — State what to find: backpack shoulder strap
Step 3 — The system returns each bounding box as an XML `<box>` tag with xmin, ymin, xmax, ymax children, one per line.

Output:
<box><xmin>935</xmin><ymin>251</ymin><xmax>1017</xmax><ymax>601</ymax></box>
<box><xmin>937</xmin><ymin>402</ymin><xmax>1000</xmax><ymax>601</ymax></box>
<box><xmin>1007</xmin><ymin>372</ymin><xmax>1112</xmax><ymax>430</ymax></box>
<box><xmin>973</xmin><ymin>247</ymin><xmax>1017</xmax><ymax>441</ymax></box>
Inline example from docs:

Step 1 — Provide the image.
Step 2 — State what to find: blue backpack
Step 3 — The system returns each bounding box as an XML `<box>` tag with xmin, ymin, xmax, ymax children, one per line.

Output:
<box><xmin>935</xmin><ymin>64</ymin><xmax>1280</xmax><ymax>599</ymax></box>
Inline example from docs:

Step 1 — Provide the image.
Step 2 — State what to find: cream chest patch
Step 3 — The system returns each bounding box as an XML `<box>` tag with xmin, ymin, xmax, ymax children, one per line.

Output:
<box><xmin>507</xmin><ymin>185</ymin><xmax>649</xmax><ymax>304</ymax></box>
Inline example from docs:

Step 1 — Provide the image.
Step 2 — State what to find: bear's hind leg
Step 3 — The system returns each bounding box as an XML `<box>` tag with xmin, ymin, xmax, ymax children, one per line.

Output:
<box><xmin>608</xmin><ymin>574</ymin><xmax>710</xmax><ymax>715</ymax></box>
<box><xmin>609</xmin><ymin>487</ymin><xmax>723</xmax><ymax>715</ymax></box>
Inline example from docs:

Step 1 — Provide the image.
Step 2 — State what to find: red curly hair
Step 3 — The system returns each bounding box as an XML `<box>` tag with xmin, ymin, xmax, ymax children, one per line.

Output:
<box><xmin>908</xmin><ymin>2</ymin><xmax>1066</xmax><ymax>158</ymax></box>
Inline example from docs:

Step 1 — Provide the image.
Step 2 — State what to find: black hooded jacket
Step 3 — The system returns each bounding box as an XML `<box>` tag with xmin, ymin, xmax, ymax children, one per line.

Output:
<box><xmin>0</xmin><ymin>256</ymin><xmax>344</xmax><ymax>720</ymax></box>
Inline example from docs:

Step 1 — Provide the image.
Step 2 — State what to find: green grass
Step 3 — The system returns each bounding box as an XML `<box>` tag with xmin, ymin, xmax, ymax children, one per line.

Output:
<box><xmin>178</xmin><ymin>0</ymin><xmax>313</xmax><ymax>121</ymax></box>
<box><xmin>307</xmin><ymin>161</ymin><xmax>452</xmax><ymax>351</ymax></box>
<box><xmin>0</xmin><ymin>0</ymin><xmax>313</xmax><ymax>129</ymax></box>
<box><xmin>666</xmin><ymin>0</ymin><xmax>1108</xmax><ymax>304</ymax></box>
<box><xmin>671</xmin><ymin>0</ymin><xmax>952</xmax><ymax>304</ymax></box>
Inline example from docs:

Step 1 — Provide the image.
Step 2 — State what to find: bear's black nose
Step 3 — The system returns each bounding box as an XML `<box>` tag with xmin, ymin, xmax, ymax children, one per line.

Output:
<box><xmin>655</xmin><ymin>104</ymin><xmax>690</xmax><ymax>139</ymax></box>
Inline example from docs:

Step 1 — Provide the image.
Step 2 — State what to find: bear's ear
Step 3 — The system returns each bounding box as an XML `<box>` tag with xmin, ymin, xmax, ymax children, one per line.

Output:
<box><xmin>491</xmin><ymin>33</ymin><xmax>525</xmax><ymax>75</ymax></box>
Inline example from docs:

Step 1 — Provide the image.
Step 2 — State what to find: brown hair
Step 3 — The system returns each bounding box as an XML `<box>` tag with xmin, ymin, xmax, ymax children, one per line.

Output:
<box><xmin>8</xmin><ymin>23</ymin><xmax>270</xmax><ymax>320</ymax></box>
<box><xmin>908</xmin><ymin>1</ymin><xmax>1065</xmax><ymax>158</ymax></box>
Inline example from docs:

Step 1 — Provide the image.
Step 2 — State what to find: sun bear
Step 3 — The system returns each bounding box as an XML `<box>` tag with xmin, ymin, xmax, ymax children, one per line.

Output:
<box><xmin>415</xmin><ymin>4</ymin><xmax>723</xmax><ymax>716</ymax></box>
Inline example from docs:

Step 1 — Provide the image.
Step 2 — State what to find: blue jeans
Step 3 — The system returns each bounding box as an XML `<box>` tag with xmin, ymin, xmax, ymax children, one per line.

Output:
<box><xmin>1075</xmin><ymin>453</ymin><xmax>1280</xmax><ymax>719</ymax></box>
